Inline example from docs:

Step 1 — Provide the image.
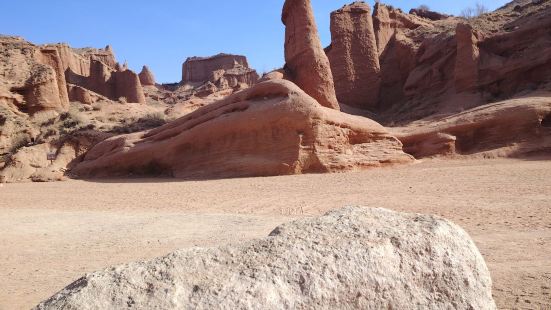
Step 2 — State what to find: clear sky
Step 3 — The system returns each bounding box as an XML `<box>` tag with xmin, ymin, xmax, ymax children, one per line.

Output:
<box><xmin>0</xmin><ymin>0</ymin><xmax>509</xmax><ymax>83</ymax></box>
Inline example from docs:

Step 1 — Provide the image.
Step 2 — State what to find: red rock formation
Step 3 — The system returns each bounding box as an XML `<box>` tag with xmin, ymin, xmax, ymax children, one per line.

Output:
<box><xmin>0</xmin><ymin>36</ymin><xmax>69</xmax><ymax>113</ymax></box>
<box><xmin>282</xmin><ymin>0</ymin><xmax>340</xmax><ymax>110</ymax></box>
<box><xmin>455</xmin><ymin>23</ymin><xmax>480</xmax><ymax>93</ymax></box>
<box><xmin>36</xmin><ymin>48</ymin><xmax>70</xmax><ymax>108</ymax></box>
<box><xmin>66</xmin><ymin>59</ymin><xmax>146</xmax><ymax>104</ymax></box>
<box><xmin>112</xmin><ymin>70</ymin><xmax>146</xmax><ymax>103</ymax></box>
<box><xmin>373</xmin><ymin>3</ymin><xmax>430</xmax><ymax>56</ymax></box>
<box><xmin>182</xmin><ymin>54</ymin><xmax>258</xmax><ymax>87</ymax></box>
<box><xmin>139</xmin><ymin>65</ymin><xmax>156</xmax><ymax>86</ymax></box>
<box><xmin>72</xmin><ymin>80</ymin><xmax>413</xmax><ymax>178</ymax></box>
<box><xmin>327</xmin><ymin>2</ymin><xmax>381</xmax><ymax>109</ymax></box>
<box><xmin>392</xmin><ymin>96</ymin><xmax>551</xmax><ymax>158</ymax></box>
<box><xmin>67</xmin><ymin>84</ymin><xmax>108</xmax><ymax>105</ymax></box>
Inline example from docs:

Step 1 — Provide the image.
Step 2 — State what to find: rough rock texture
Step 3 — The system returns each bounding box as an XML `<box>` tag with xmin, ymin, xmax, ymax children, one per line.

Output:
<box><xmin>0</xmin><ymin>36</ymin><xmax>70</xmax><ymax>114</ymax></box>
<box><xmin>138</xmin><ymin>65</ymin><xmax>155</xmax><ymax>86</ymax></box>
<box><xmin>0</xmin><ymin>131</ymin><xmax>111</xmax><ymax>183</ymax></box>
<box><xmin>36</xmin><ymin>207</ymin><xmax>496</xmax><ymax>310</ymax></box>
<box><xmin>455</xmin><ymin>23</ymin><xmax>480</xmax><ymax>93</ymax></box>
<box><xmin>327</xmin><ymin>2</ymin><xmax>381</xmax><ymax>109</ymax></box>
<box><xmin>392</xmin><ymin>95</ymin><xmax>551</xmax><ymax>158</ymax></box>
<box><xmin>324</xmin><ymin>0</ymin><xmax>551</xmax><ymax>120</ymax></box>
<box><xmin>72</xmin><ymin>80</ymin><xmax>412</xmax><ymax>178</ymax></box>
<box><xmin>181</xmin><ymin>53</ymin><xmax>258</xmax><ymax>92</ymax></box>
<box><xmin>67</xmin><ymin>84</ymin><xmax>108</xmax><ymax>105</ymax></box>
<box><xmin>282</xmin><ymin>0</ymin><xmax>340</xmax><ymax>110</ymax></box>
<box><xmin>409</xmin><ymin>8</ymin><xmax>450</xmax><ymax>21</ymax></box>
<box><xmin>66</xmin><ymin>59</ymin><xmax>146</xmax><ymax>104</ymax></box>
<box><xmin>372</xmin><ymin>3</ymin><xmax>431</xmax><ymax>56</ymax></box>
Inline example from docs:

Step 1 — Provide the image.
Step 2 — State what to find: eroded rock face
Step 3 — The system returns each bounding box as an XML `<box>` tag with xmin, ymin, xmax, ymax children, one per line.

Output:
<box><xmin>392</xmin><ymin>96</ymin><xmax>551</xmax><ymax>158</ymax></box>
<box><xmin>181</xmin><ymin>54</ymin><xmax>258</xmax><ymax>91</ymax></box>
<box><xmin>282</xmin><ymin>0</ymin><xmax>340</xmax><ymax>110</ymax></box>
<box><xmin>373</xmin><ymin>3</ymin><xmax>430</xmax><ymax>56</ymax></box>
<box><xmin>327</xmin><ymin>2</ymin><xmax>381</xmax><ymax>109</ymax></box>
<box><xmin>66</xmin><ymin>59</ymin><xmax>146</xmax><ymax>104</ymax></box>
<box><xmin>455</xmin><ymin>23</ymin><xmax>480</xmax><ymax>93</ymax></box>
<box><xmin>36</xmin><ymin>207</ymin><xmax>496</xmax><ymax>310</ymax></box>
<box><xmin>72</xmin><ymin>80</ymin><xmax>412</xmax><ymax>179</ymax></box>
<box><xmin>0</xmin><ymin>36</ymin><xmax>70</xmax><ymax>114</ymax></box>
<box><xmin>138</xmin><ymin>65</ymin><xmax>156</xmax><ymax>86</ymax></box>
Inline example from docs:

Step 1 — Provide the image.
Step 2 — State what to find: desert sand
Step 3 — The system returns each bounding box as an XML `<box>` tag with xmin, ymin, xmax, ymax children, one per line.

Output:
<box><xmin>1</xmin><ymin>157</ymin><xmax>550</xmax><ymax>309</ymax></box>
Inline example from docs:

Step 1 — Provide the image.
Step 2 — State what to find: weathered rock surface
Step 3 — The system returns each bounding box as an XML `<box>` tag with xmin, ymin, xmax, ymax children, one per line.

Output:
<box><xmin>138</xmin><ymin>65</ymin><xmax>156</xmax><ymax>86</ymax></box>
<box><xmin>323</xmin><ymin>0</ymin><xmax>551</xmax><ymax>121</ymax></box>
<box><xmin>181</xmin><ymin>53</ymin><xmax>258</xmax><ymax>93</ymax></box>
<box><xmin>66</xmin><ymin>59</ymin><xmax>146</xmax><ymax>104</ymax></box>
<box><xmin>372</xmin><ymin>3</ymin><xmax>431</xmax><ymax>56</ymax></box>
<box><xmin>0</xmin><ymin>36</ymin><xmax>70</xmax><ymax>114</ymax></box>
<box><xmin>282</xmin><ymin>0</ymin><xmax>340</xmax><ymax>110</ymax></box>
<box><xmin>36</xmin><ymin>207</ymin><xmax>496</xmax><ymax>310</ymax></box>
<box><xmin>392</xmin><ymin>95</ymin><xmax>551</xmax><ymax>158</ymax></box>
<box><xmin>327</xmin><ymin>2</ymin><xmax>381</xmax><ymax>109</ymax></box>
<box><xmin>455</xmin><ymin>23</ymin><xmax>480</xmax><ymax>93</ymax></box>
<box><xmin>0</xmin><ymin>131</ymin><xmax>111</xmax><ymax>183</ymax></box>
<box><xmin>72</xmin><ymin>80</ymin><xmax>412</xmax><ymax>178</ymax></box>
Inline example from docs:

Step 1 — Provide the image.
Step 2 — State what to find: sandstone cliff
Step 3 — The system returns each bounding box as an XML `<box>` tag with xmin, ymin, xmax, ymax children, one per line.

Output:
<box><xmin>181</xmin><ymin>53</ymin><xmax>258</xmax><ymax>93</ymax></box>
<box><xmin>323</xmin><ymin>0</ymin><xmax>551</xmax><ymax>122</ymax></box>
<box><xmin>327</xmin><ymin>2</ymin><xmax>381</xmax><ymax>109</ymax></box>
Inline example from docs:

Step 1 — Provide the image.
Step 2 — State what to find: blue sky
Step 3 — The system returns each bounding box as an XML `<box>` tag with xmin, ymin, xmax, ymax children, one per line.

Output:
<box><xmin>0</xmin><ymin>1</ymin><xmax>509</xmax><ymax>83</ymax></box>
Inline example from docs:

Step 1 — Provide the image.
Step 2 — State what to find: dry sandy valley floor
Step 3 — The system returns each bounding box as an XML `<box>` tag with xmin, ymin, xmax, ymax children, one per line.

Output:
<box><xmin>1</xmin><ymin>158</ymin><xmax>550</xmax><ymax>309</ymax></box>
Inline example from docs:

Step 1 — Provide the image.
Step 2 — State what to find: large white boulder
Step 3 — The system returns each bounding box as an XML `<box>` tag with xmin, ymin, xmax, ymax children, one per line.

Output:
<box><xmin>36</xmin><ymin>207</ymin><xmax>496</xmax><ymax>309</ymax></box>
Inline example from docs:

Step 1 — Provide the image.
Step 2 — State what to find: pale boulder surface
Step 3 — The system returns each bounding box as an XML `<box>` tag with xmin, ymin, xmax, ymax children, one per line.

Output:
<box><xmin>72</xmin><ymin>80</ymin><xmax>412</xmax><ymax>179</ymax></box>
<box><xmin>35</xmin><ymin>207</ymin><xmax>496</xmax><ymax>309</ymax></box>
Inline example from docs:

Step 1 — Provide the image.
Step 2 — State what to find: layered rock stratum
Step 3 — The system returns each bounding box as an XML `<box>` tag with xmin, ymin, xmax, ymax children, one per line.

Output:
<box><xmin>36</xmin><ymin>207</ymin><xmax>496</xmax><ymax>310</ymax></box>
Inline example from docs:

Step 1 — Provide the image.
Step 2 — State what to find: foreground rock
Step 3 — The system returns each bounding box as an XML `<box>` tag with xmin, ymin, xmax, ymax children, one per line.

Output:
<box><xmin>72</xmin><ymin>80</ymin><xmax>412</xmax><ymax>178</ymax></box>
<box><xmin>282</xmin><ymin>0</ymin><xmax>340</xmax><ymax>110</ymax></box>
<box><xmin>36</xmin><ymin>207</ymin><xmax>496</xmax><ymax>309</ymax></box>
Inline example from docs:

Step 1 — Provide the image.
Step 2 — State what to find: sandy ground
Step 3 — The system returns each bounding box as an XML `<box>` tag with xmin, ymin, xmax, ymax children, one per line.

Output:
<box><xmin>1</xmin><ymin>158</ymin><xmax>550</xmax><ymax>310</ymax></box>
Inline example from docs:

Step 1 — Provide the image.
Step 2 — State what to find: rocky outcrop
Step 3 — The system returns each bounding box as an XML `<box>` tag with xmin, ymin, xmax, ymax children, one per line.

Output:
<box><xmin>36</xmin><ymin>207</ymin><xmax>496</xmax><ymax>309</ymax></box>
<box><xmin>409</xmin><ymin>8</ymin><xmax>450</xmax><ymax>21</ymax></box>
<box><xmin>282</xmin><ymin>0</ymin><xmax>340</xmax><ymax>110</ymax></box>
<box><xmin>327</xmin><ymin>2</ymin><xmax>381</xmax><ymax>109</ymax></box>
<box><xmin>0</xmin><ymin>131</ymin><xmax>112</xmax><ymax>183</ymax></box>
<box><xmin>72</xmin><ymin>80</ymin><xmax>412</xmax><ymax>178</ymax></box>
<box><xmin>66</xmin><ymin>59</ymin><xmax>146</xmax><ymax>104</ymax></box>
<box><xmin>112</xmin><ymin>69</ymin><xmax>147</xmax><ymax>103</ymax></box>
<box><xmin>67</xmin><ymin>84</ymin><xmax>108</xmax><ymax>105</ymax></box>
<box><xmin>392</xmin><ymin>96</ymin><xmax>551</xmax><ymax>158</ymax></box>
<box><xmin>0</xmin><ymin>36</ymin><xmax>70</xmax><ymax>114</ymax></box>
<box><xmin>181</xmin><ymin>54</ymin><xmax>258</xmax><ymax>89</ymax></box>
<box><xmin>138</xmin><ymin>65</ymin><xmax>155</xmax><ymax>86</ymax></box>
<box><xmin>455</xmin><ymin>23</ymin><xmax>480</xmax><ymax>92</ymax></box>
<box><xmin>373</xmin><ymin>3</ymin><xmax>431</xmax><ymax>56</ymax></box>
